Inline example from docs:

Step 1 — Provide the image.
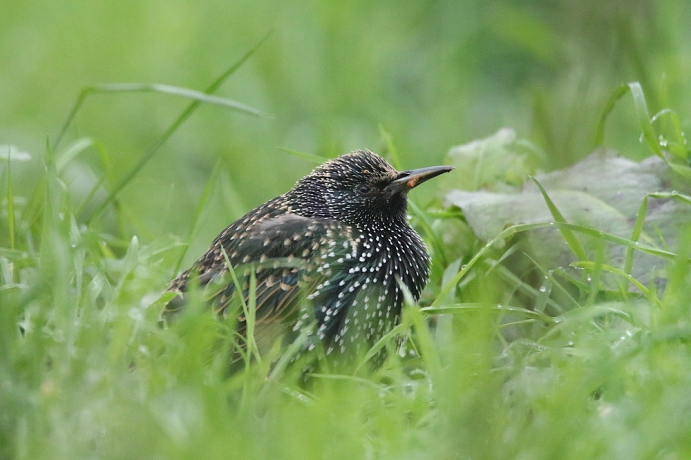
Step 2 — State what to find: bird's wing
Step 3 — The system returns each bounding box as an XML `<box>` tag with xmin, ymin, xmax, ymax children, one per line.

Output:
<box><xmin>165</xmin><ymin>213</ymin><xmax>349</xmax><ymax>336</ymax></box>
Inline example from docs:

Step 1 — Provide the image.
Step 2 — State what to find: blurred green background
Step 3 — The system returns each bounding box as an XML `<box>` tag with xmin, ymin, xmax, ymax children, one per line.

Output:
<box><xmin>2</xmin><ymin>0</ymin><xmax>690</xmax><ymax>262</ymax></box>
<box><xmin>3</xmin><ymin>3</ymin><xmax>691</xmax><ymax>458</ymax></box>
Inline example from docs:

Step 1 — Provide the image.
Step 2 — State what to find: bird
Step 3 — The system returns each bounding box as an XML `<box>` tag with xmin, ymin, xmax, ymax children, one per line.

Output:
<box><xmin>165</xmin><ymin>149</ymin><xmax>453</xmax><ymax>368</ymax></box>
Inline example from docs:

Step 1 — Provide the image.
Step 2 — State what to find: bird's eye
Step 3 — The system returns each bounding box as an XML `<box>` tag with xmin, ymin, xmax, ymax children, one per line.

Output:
<box><xmin>356</xmin><ymin>184</ymin><xmax>373</xmax><ymax>195</ymax></box>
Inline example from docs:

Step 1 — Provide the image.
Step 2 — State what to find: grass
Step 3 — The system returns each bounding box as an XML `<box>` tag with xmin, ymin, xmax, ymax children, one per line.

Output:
<box><xmin>1</xmin><ymin>75</ymin><xmax>691</xmax><ymax>460</ymax></box>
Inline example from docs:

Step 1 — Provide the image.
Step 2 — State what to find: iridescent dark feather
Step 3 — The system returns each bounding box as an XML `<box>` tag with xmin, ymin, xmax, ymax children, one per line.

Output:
<box><xmin>165</xmin><ymin>149</ymin><xmax>453</xmax><ymax>365</ymax></box>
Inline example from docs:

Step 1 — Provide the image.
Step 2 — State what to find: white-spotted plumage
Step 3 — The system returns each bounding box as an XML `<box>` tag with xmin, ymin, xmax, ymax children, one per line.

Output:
<box><xmin>166</xmin><ymin>149</ymin><xmax>452</xmax><ymax>368</ymax></box>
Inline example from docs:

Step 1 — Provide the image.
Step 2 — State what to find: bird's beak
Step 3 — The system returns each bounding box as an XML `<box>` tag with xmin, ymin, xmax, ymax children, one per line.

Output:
<box><xmin>385</xmin><ymin>165</ymin><xmax>454</xmax><ymax>196</ymax></box>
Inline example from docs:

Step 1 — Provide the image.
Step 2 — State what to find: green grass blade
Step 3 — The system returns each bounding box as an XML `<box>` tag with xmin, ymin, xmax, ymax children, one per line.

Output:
<box><xmin>596</xmin><ymin>82</ymin><xmax>691</xmax><ymax>177</ymax></box>
<box><xmin>276</xmin><ymin>147</ymin><xmax>328</xmax><ymax>164</ymax></box>
<box><xmin>173</xmin><ymin>159</ymin><xmax>223</xmax><ymax>274</ymax></box>
<box><xmin>595</xmin><ymin>82</ymin><xmax>691</xmax><ymax>170</ymax></box>
<box><xmin>571</xmin><ymin>261</ymin><xmax>661</xmax><ymax>307</ymax></box>
<box><xmin>54</xmin><ymin>31</ymin><xmax>273</xmax><ymax>151</ymax></box>
<box><xmin>6</xmin><ymin>147</ymin><xmax>15</xmax><ymax>249</ymax></box>
<box><xmin>524</xmin><ymin>254</ymin><xmax>581</xmax><ymax>311</ymax></box>
<box><xmin>666</xmin><ymin>110</ymin><xmax>689</xmax><ymax>161</ymax></box>
<box><xmin>408</xmin><ymin>200</ymin><xmax>447</xmax><ymax>267</ymax></box>
<box><xmin>76</xmin><ymin>33</ymin><xmax>273</xmax><ymax>224</ymax></box>
<box><xmin>421</xmin><ymin>303</ymin><xmax>555</xmax><ymax>323</ymax></box>
<box><xmin>593</xmin><ymin>84</ymin><xmax>630</xmax><ymax>147</ymax></box>
<box><xmin>628</xmin><ymin>82</ymin><xmax>661</xmax><ymax>158</ymax></box>
<box><xmin>558</xmin><ymin>221</ymin><xmax>681</xmax><ymax>260</ymax></box>
<box><xmin>378</xmin><ymin>124</ymin><xmax>402</xmax><ymax>170</ymax></box>
<box><xmin>490</xmin><ymin>263</ymin><xmax>566</xmax><ymax>314</ymax></box>
<box><xmin>433</xmin><ymin>220</ymin><xmax>685</xmax><ymax>308</ymax></box>
<box><xmin>625</xmin><ymin>192</ymin><xmax>691</xmax><ymax>275</ymax></box>
<box><xmin>18</xmin><ymin>177</ymin><xmax>45</xmax><ymax>232</ymax></box>
<box><xmin>649</xmin><ymin>191</ymin><xmax>691</xmax><ymax>205</ymax></box>
<box><xmin>401</xmin><ymin>282</ymin><xmax>442</xmax><ymax>377</ymax></box>
<box><xmin>246</xmin><ymin>270</ymin><xmax>260</xmax><ymax>364</ymax></box>
<box><xmin>537</xmin><ymin>304</ymin><xmax>633</xmax><ymax>344</ymax></box>
<box><xmin>624</xmin><ymin>195</ymin><xmax>649</xmax><ymax>275</ymax></box>
<box><xmin>73</xmin><ymin>83</ymin><xmax>271</xmax><ymax>118</ymax></box>
<box><xmin>650</xmin><ymin>107</ymin><xmax>689</xmax><ymax>161</ymax></box>
<box><xmin>219</xmin><ymin>249</ymin><xmax>261</xmax><ymax>365</ymax></box>
<box><xmin>594</xmin><ymin>82</ymin><xmax>660</xmax><ymax>157</ymax></box>
<box><xmin>54</xmin><ymin>90</ymin><xmax>90</xmax><ymax>150</ymax></box>
<box><xmin>531</xmin><ymin>176</ymin><xmax>588</xmax><ymax>261</ymax></box>
<box><xmin>190</xmin><ymin>30</ymin><xmax>274</xmax><ymax>103</ymax></box>
<box><xmin>667</xmin><ymin>162</ymin><xmax>691</xmax><ymax>178</ymax></box>
<box><xmin>55</xmin><ymin>138</ymin><xmax>94</xmax><ymax>173</ymax></box>
<box><xmin>355</xmin><ymin>322</ymin><xmax>408</xmax><ymax>373</ymax></box>
<box><xmin>81</xmin><ymin>85</ymin><xmax>268</xmax><ymax>224</ymax></box>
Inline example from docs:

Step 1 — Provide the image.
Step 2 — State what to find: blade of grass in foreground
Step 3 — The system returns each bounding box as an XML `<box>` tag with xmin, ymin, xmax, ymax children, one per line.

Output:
<box><xmin>400</xmin><ymin>280</ymin><xmax>442</xmax><ymax>377</ymax></box>
<box><xmin>218</xmin><ymin>248</ymin><xmax>262</xmax><ymax>367</ymax></box>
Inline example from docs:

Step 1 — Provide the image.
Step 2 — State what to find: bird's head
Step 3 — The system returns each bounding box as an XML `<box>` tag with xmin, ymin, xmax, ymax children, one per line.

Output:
<box><xmin>291</xmin><ymin>149</ymin><xmax>453</xmax><ymax>227</ymax></box>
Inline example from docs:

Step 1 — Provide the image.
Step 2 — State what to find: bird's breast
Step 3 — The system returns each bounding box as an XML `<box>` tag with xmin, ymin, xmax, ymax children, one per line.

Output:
<box><xmin>297</xmin><ymin>224</ymin><xmax>430</xmax><ymax>353</ymax></box>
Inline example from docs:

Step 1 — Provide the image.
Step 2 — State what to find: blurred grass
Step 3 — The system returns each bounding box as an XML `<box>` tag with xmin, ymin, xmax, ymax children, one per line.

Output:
<box><xmin>3</xmin><ymin>0</ymin><xmax>690</xmax><ymax>259</ymax></box>
<box><xmin>2</xmin><ymin>1</ymin><xmax>691</xmax><ymax>459</ymax></box>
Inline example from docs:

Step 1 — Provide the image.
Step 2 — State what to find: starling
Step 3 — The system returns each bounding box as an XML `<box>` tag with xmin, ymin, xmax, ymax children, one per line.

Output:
<box><xmin>166</xmin><ymin>149</ymin><xmax>452</xmax><ymax>366</ymax></box>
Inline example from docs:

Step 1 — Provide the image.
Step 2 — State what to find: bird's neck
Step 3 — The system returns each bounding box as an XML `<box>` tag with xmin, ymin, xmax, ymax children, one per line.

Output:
<box><xmin>352</xmin><ymin>207</ymin><xmax>410</xmax><ymax>235</ymax></box>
